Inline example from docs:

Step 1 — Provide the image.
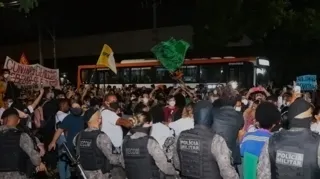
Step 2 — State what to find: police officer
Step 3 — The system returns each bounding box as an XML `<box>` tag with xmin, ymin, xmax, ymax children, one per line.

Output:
<box><xmin>74</xmin><ymin>107</ymin><xmax>121</xmax><ymax>179</ymax></box>
<box><xmin>0</xmin><ymin>108</ymin><xmax>46</xmax><ymax>179</ymax></box>
<box><xmin>173</xmin><ymin>100</ymin><xmax>239</xmax><ymax>179</ymax></box>
<box><xmin>257</xmin><ymin>98</ymin><xmax>320</xmax><ymax>179</ymax></box>
<box><xmin>121</xmin><ymin>111</ymin><xmax>177</xmax><ymax>179</ymax></box>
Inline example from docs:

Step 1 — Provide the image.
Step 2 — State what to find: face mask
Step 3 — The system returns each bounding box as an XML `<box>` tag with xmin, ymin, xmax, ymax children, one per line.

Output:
<box><xmin>235</xmin><ymin>107</ymin><xmax>241</xmax><ymax>112</ymax></box>
<box><xmin>169</xmin><ymin>101</ymin><xmax>176</xmax><ymax>107</ymax></box>
<box><xmin>143</xmin><ymin>97</ymin><xmax>149</xmax><ymax>104</ymax></box>
<box><xmin>131</xmin><ymin>97</ymin><xmax>136</xmax><ymax>100</ymax></box>
<box><xmin>70</xmin><ymin>107</ymin><xmax>82</xmax><ymax>116</ymax></box>
<box><xmin>3</xmin><ymin>74</ymin><xmax>9</xmax><ymax>79</ymax></box>
<box><xmin>213</xmin><ymin>90</ymin><xmax>217</xmax><ymax>95</ymax></box>
<box><xmin>8</xmin><ymin>102</ymin><xmax>13</xmax><ymax>107</ymax></box>
<box><xmin>242</xmin><ymin>99</ymin><xmax>248</xmax><ymax>105</ymax></box>
<box><xmin>47</xmin><ymin>93</ymin><xmax>54</xmax><ymax>99</ymax></box>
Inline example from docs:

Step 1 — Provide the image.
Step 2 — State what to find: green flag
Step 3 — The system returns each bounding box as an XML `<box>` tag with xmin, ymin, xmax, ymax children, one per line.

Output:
<box><xmin>151</xmin><ymin>38</ymin><xmax>190</xmax><ymax>73</ymax></box>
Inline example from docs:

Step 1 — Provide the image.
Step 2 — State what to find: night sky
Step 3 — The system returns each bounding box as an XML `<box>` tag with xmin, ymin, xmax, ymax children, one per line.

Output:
<box><xmin>0</xmin><ymin>0</ymin><xmax>194</xmax><ymax>46</ymax></box>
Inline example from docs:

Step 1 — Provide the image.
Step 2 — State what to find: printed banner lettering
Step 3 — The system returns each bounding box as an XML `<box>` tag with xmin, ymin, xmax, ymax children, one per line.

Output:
<box><xmin>3</xmin><ymin>56</ymin><xmax>60</xmax><ymax>87</ymax></box>
<box><xmin>296</xmin><ymin>75</ymin><xmax>317</xmax><ymax>91</ymax></box>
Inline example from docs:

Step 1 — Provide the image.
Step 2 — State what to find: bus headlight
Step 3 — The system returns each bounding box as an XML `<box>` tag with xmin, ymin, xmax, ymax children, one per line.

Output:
<box><xmin>230</xmin><ymin>81</ymin><xmax>238</xmax><ymax>89</ymax></box>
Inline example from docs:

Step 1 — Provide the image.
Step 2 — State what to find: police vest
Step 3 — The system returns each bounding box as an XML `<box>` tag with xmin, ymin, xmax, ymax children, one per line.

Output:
<box><xmin>122</xmin><ymin>129</ymin><xmax>160</xmax><ymax>179</ymax></box>
<box><xmin>269</xmin><ymin>129</ymin><xmax>320</xmax><ymax>179</ymax></box>
<box><xmin>77</xmin><ymin>130</ymin><xmax>112</xmax><ymax>173</ymax></box>
<box><xmin>0</xmin><ymin>129</ymin><xmax>28</xmax><ymax>173</ymax></box>
<box><xmin>177</xmin><ymin>125</ymin><xmax>222</xmax><ymax>179</ymax></box>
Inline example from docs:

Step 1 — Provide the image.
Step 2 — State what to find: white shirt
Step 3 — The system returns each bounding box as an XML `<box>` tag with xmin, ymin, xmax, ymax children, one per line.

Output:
<box><xmin>101</xmin><ymin>109</ymin><xmax>123</xmax><ymax>147</ymax></box>
<box><xmin>311</xmin><ymin>122</ymin><xmax>320</xmax><ymax>134</ymax></box>
<box><xmin>55</xmin><ymin>111</ymin><xmax>69</xmax><ymax>136</ymax></box>
<box><xmin>0</xmin><ymin>107</ymin><xmax>5</xmax><ymax>119</ymax></box>
<box><xmin>150</xmin><ymin>122</ymin><xmax>174</xmax><ymax>149</ymax></box>
<box><xmin>169</xmin><ymin>117</ymin><xmax>194</xmax><ymax>136</ymax></box>
<box><xmin>247</xmin><ymin>124</ymin><xmax>257</xmax><ymax>133</ymax></box>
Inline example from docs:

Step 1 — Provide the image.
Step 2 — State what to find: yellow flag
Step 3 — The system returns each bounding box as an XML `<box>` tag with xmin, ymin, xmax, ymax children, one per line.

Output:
<box><xmin>96</xmin><ymin>44</ymin><xmax>117</xmax><ymax>74</ymax></box>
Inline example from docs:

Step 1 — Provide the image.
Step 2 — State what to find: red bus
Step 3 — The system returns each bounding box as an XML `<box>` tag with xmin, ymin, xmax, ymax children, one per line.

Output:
<box><xmin>77</xmin><ymin>56</ymin><xmax>270</xmax><ymax>89</ymax></box>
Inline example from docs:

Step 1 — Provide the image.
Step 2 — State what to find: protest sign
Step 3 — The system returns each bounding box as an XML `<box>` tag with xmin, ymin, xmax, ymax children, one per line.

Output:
<box><xmin>296</xmin><ymin>75</ymin><xmax>317</xmax><ymax>91</ymax></box>
<box><xmin>3</xmin><ymin>56</ymin><xmax>60</xmax><ymax>87</ymax></box>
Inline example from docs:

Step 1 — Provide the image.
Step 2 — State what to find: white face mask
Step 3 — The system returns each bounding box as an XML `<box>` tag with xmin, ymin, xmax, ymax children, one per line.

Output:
<box><xmin>213</xmin><ymin>90</ymin><xmax>217</xmax><ymax>95</ymax></box>
<box><xmin>142</xmin><ymin>97</ymin><xmax>149</xmax><ymax>104</ymax></box>
<box><xmin>235</xmin><ymin>107</ymin><xmax>241</xmax><ymax>112</ymax></box>
<box><xmin>47</xmin><ymin>92</ymin><xmax>54</xmax><ymax>99</ymax></box>
<box><xmin>169</xmin><ymin>101</ymin><xmax>176</xmax><ymax>107</ymax></box>
<box><xmin>3</xmin><ymin>74</ymin><xmax>9</xmax><ymax>79</ymax></box>
<box><xmin>241</xmin><ymin>99</ymin><xmax>248</xmax><ymax>105</ymax></box>
<box><xmin>8</xmin><ymin>102</ymin><xmax>13</xmax><ymax>107</ymax></box>
<box><xmin>131</xmin><ymin>97</ymin><xmax>136</xmax><ymax>100</ymax></box>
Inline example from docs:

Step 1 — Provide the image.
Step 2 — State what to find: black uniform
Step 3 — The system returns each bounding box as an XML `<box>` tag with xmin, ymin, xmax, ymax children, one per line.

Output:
<box><xmin>0</xmin><ymin>129</ymin><xmax>28</xmax><ymax>174</ymax></box>
<box><xmin>177</xmin><ymin>126</ymin><xmax>222</xmax><ymax>179</ymax></box>
<box><xmin>269</xmin><ymin>129</ymin><xmax>320</xmax><ymax>179</ymax></box>
<box><xmin>77</xmin><ymin>130</ymin><xmax>112</xmax><ymax>174</ymax></box>
<box><xmin>122</xmin><ymin>128</ymin><xmax>160</xmax><ymax>179</ymax></box>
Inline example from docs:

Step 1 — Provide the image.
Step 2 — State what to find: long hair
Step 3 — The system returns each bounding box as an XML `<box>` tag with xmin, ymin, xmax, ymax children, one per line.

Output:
<box><xmin>182</xmin><ymin>102</ymin><xmax>195</xmax><ymax>118</ymax></box>
<box><xmin>219</xmin><ymin>85</ymin><xmax>239</xmax><ymax>107</ymax></box>
<box><xmin>129</xmin><ymin>112</ymin><xmax>152</xmax><ymax>128</ymax></box>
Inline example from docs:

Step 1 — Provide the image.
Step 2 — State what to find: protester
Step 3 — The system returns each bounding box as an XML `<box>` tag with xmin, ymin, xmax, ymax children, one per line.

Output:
<box><xmin>2</xmin><ymin>66</ymin><xmax>320</xmax><ymax>179</ymax></box>
<box><xmin>213</xmin><ymin>85</ymin><xmax>244</xmax><ymax>172</ymax></box>
<box><xmin>168</xmin><ymin>102</ymin><xmax>195</xmax><ymax>136</ymax></box>
<box><xmin>311</xmin><ymin>106</ymin><xmax>320</xmax><ymax>134</ymax></box>
<box><xmin>240</xmin><ymin>102</ymin><xmax>280</xmax><ymax>157</ymax></box>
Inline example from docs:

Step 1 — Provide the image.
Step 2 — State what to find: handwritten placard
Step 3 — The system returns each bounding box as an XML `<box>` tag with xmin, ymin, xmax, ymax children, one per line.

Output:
<box><xmin>3</xmin><ymin>56</ymin><xmax>60</xmax><ymax>87</ymax></box>
<box><xmin>296</xmin><ymin>75</ymin><xmax>317</xmax><ymax>91</ymax></box>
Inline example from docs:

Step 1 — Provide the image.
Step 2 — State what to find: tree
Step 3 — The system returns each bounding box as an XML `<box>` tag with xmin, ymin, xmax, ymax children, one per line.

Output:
<box><xmin>193</xmin><ymin>0</ymin><xmax>320</xmax><ymax>52</ymax></box>
<box><xmin>0</xmin><ymin>0</ymin><xmax>38</xmax><ymax>13</ymax></box>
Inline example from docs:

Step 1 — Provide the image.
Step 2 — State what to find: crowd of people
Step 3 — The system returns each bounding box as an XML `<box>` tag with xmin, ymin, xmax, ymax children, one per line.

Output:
<box><xmin>0</xmin><ymin>68</ymin><xmax>319</xmax><ymax>179</ymax></box>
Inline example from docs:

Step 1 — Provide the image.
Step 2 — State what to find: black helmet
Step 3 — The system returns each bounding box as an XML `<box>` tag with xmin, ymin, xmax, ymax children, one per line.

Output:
<box><xmin>193</xmin><ymin>100</ymin><xmax>214</xmax><ymax>127</ymax></box>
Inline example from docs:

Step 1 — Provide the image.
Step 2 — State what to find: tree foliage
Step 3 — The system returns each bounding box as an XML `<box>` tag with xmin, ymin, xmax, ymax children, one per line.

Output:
<box><xmin>0</xmin><ymin>0</ymin><xmax>38</xmax><ymax>13</ymax></box>
<box><xmin>194</xmin><ymin>0</ymin><xmax>320</xmax><ymax>50</ymax></box>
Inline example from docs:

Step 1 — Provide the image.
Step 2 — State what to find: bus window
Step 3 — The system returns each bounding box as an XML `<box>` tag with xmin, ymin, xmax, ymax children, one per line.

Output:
<box><xmin>102</xmin><ymin>69</ymin><xmax>118</xmax><ymax>84</ymax></box>
<box><xmin>199</xmin><ymin>64</ymin><xmax>226</xmax><ymax>83</ymax></box>
<box><xmin>80</xmin><ymin>69</ymin><xmax>100</xmax><ymax>84</ymax></box>
<box><xmin>181</xmin><ymin>66</ymin><xmax>197</xmax><ymax>82</ymax></box>
<box><xmin>227</xmin><ymin>62</ymin><xmax>254</xmax><ymax>87</ymax></box>
<box><xmin>131</xmin><ymin>67</ymin><xmax>152</xmax><ymax>83</ymax></box>
<box><xmin>256</xmin><ymin>67</ymin><xmax>269</xmax><ymax>86</ymax></box>
<box><xmin>155</xmin><ymin>67</ymin><xmax>174</xmax><ymax>83</ymax></box>
<box><xmin>119</xmin><ymin>68</ymin><xmax>130</xmax><ymax>83</ymax></box>
<box><xmin>227</xmin><ymin>64</ymin><xmax>245</xmax><ymax>82</ymax></box>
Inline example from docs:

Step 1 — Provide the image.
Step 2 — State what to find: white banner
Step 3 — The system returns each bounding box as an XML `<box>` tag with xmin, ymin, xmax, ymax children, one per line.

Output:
<box><xmin>3</xmin><ymin>56</ymin><xmax>60</xmax><ymax>87</ymax></box>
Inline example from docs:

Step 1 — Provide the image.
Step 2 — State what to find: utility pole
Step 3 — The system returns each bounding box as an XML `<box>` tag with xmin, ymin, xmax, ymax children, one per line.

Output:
<box><xmin>152</xmin><ymin>0</ymin><xmax>158</xmax><ymax>44</ymax></box>
<box><xmin>141</xmin><ymin>0</ymin><xmax>162</xmax><ymax>44</ymax></box>
<box><xmin>38</xmin><ymin>23</ymin><xmax>44</xmax><ymax>65</ymax></box>
<box><xmin>48</xmin><ymin>27</ymin><xmax>57</xmax><ymax>68</ymax></box>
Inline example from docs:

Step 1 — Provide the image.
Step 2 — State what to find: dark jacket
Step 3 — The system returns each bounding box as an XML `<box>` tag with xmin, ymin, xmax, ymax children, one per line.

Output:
<box><xmin>212</xmin><ymin>106</ymin><xmax>244</xmax><ymax>165</ymax></box>
<box><xmin>5</xmin><ymin>81</ymin><xmax>20</xmax><ymax>101</ymax></box>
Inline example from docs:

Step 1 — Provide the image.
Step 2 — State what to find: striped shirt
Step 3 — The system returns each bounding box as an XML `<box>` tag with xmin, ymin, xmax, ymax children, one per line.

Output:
<box><xmin>240</xmin><ymin>129</ymin><xmax>271</xmax><ymax>157</ymax></box>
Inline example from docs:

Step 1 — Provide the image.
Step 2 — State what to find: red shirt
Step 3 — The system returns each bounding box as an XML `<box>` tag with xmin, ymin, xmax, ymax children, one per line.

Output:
<box><xmin>163</xmin><ymin>106</ymin><xmax>178</xmax><ymax>123</ymax></box>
